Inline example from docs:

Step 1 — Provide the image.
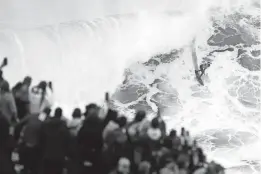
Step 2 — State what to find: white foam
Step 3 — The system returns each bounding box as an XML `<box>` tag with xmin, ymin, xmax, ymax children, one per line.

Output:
<box><xmin>0</xmin><ymin>0</ymin><xmax>260</xmax><ymax>173</ymax></box>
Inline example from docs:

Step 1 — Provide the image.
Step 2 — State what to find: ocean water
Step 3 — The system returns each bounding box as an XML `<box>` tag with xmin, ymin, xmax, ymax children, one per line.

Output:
<box><xmin>0</xmin><ymin>0</ymin><xmax>260</xmax><ymax>173</ymax></box>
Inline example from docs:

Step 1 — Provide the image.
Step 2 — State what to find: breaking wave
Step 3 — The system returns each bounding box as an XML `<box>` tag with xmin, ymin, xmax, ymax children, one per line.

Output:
<box><xmin>0</xmin><ymin>0</ymin><xmax>260</xmax><ymax>173</ymax></box>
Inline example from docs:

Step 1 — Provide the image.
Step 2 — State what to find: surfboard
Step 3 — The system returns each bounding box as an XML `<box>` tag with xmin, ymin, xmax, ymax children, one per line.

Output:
<box><xmin>191</xmin><ymin>39</ymin><xmax>204</xmax><ymax>86</ymax></box>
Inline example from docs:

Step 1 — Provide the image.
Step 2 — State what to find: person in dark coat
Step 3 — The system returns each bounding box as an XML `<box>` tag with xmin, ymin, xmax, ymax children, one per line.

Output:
<box><xmin>66</xmin><ymin>108</ymin><xmax>83</xmax><ymax>174</ymax></box>
<box><xmin>39</xmin><ymin>107</ymin><xmax>70</xmax><ymax>174</ymax></box>
<box><xmin>18</xmin><ymin>107</ymin><xmax>51</xmax><ymax>174</ymax></box>
<box><xmin>0</xmin><ymin>112</ymin><xmax>16</xmax><ymax>174</ymax></box>
<box><xmin>13</xmin><ymin>76</ymin><xmax>32</xmax><ymax>120</ymax></box>
<box><xmin>103</xmin><ymin>116</ymin><xmax>128</xmax><ymax>173</ymax></box>
<box><xmin>77</xmin><ymin>109</ymin><xmax>104</xmax><ymax>174</ymax></box>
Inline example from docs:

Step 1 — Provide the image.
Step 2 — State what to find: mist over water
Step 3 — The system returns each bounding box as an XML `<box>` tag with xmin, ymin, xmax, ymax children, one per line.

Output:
<box><xmin>0</xmin><ymin>0</ymin><xmax>204</xmax><ymax>27</ymax></box>
<box><xmin>0</xmin><ymin>0</ymin><xmax>260</xmax><ymax>173</ymax></box>
<box><xmin>0</xmin><ymin>0</ymin><xmax>212</xmax><ymax>108</ymax></box>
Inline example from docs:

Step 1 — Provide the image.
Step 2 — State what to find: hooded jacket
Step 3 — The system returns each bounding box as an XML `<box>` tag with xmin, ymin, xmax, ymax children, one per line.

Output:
<box><xmin>40</xmin><ymin>117</ymin><xmax>70</xmax><ymax>161</ymax></box>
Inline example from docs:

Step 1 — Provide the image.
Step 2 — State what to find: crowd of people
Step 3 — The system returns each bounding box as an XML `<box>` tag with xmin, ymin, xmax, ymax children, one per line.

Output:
<box><xmin>0</xmin><ymin>58</ymin><xmax>225</xmax><ymax>174</ymax></box>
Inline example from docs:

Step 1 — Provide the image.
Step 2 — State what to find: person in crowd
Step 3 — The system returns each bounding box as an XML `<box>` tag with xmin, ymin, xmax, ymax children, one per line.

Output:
<box><xmin>0</xmin><ymin>111</ymin><xmax>16</xmax><ymax>174</ymax></box>
<box><xmin>66</xmin><ymin>108</ymin><xmax>83</xmax><ymax>174</ymax></box>
<box><xmin>185</xmin><ymin>131</ymin><xmax>193</xmax><ymax>146</ymax></box>
<box><xmin>101</xmin><ymin>92</ymin><xmax>122</xmax><ymax>145</ymax></box>
<box><xmin>13</xmin><ymin>76</ymin><xmax>32</xmax><ymax>120</ymax></box>
<box><xmin>144</xmin><ymin>117</ymin><xmax>164</xmax><ymax>172</ymax></box>
<box><xmin>67</xmin><ymin>108</ymin><xmax>83</xmax><ymax>136</ymax></box>
<box><xmin>159</xmin><ymin>161</ymin><xmax>179</xmax><ymax>174</ymax></box>
<box><xmin>168</xmin><ymin>129</ymin><xmax>182</xmax><ymax>153</ymax></box>
<box><xmin>0</xmin><ymin>69</ymin><xmax>9</xmax><ymax>90</ymax></box>
<box><xmin>127</xmin><ymin>110</ymin><xmax>147</xmax><ymax>143</ymax></box>
<box><xmin>83</xmin><ymin>103</ymin><xmax>98</xmax><ymax>117</ymax></box>
<box><xmin>0</xmin><ymin>66</ymin><xmax>228</xmax><ymax>174</ymax></box>
<box><xmin>77</xmin><ymin>106</ymin><xmax>104</xmax><ymax>174</ymax></box>
<box><xmin>12</xmin><ymin>82</ymin><xmax>23</xmax><ymax>95</ymax></box>
<box><xmin>18</xmin><ymin>107</ymin><xmax>51</xmax><ymax>174</ymax></box>
<box><xmin>29</xmin><ymin>81</ymin><xmax>53</xmax><ymax>115</ymax></box>
<box><xmin>0</xmin><ymin>81</ymin><xmax>18</xmax><ymax>125</ymax></box>
<box><xmin>124</xmin><ymin>110</ymin><xmax>147</xmax><ymax>172</ymax></box>
<box><xmin>109</xmin><ymin>157</ymin><xmax>132</xmax><ymax>174</ymax></box>
<box><xmin>137</xmin><ymin>161</ymin><xmax>151</xmax><ymax>174</ymax></box>
<box><xmin>103</xmin><ymin>116</ymin><xmax>128</xmax><ymax>173</ymax></box>
<box><xmin>102</xmin><ymin>97</ymin><xmax>119</xmax><ymax>130</ymax></box>
<box><xmin>156</xmin><ymin>110</ymin><xmax>166</xmax><ymax>137</ymax></box>
<box><xmin>188</xmin><ymin>140</ymin><xmax>201</xmax><ymax>172</ymax></box>
<box><xmin>39</xmin><ymin>107</ymin><xmax>70</xmax><ymax>174</ymax></box>
<box><xmin>180</xmin><ymin>127</ymin><xmax>186</xmax><ymax>146</ymax></box>
<box><xmin>103</xmin><ymin>112</ymin><xmax>119</xmax><ymax>141</ymax></box>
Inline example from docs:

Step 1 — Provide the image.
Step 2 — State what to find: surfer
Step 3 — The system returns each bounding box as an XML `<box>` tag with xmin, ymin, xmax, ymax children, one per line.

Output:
<box><xmin>191</xmin><ymin>39</ymin><xmax>205</xmax><ymax>85</ymax></box>
<box><xmin>191</xmin><ymin>39</ymin><xmax>234</xmax><ymax>85</ymax></box>
<box><xmin>198</xmin><ymin>47</ymin><xmax>235</xmax><ymax>77</ymax></box>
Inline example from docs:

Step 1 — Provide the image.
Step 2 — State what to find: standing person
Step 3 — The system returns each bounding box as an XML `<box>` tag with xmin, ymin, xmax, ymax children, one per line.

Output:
<box><xmin>185</xmin><ymin>131</ymin><xmax>193</xmax><ymax>146</ymax></box>
<box><xmin>0</xmin><ymin>71</ymin><xmax>9</xmax><ymax>90</ymax></box>
<box><xmin>103</xmin><ymin>116</ymin><xmax>128</xmax><ymax>173</ymax></box>
<box><xmin>156</xmin><ymin>109</ymin><xmax>166</xmax><ymax>137</ymax></box>
<box><xmin>67</xmin><ymin>108</ymin><xmax>83</xmax><ymax>136</ymax></box>
<box><xmin>0</xmin><ymin>81</ymin><xmax>18</xmax><ymax>125</ymax></box>
<box><xmin>29</xmin><ymin>81</ymin><xmax>53</xmax><ymax>115</ymax></box>
<box><xmin>40</xmin><ymin>107</ymin><xmax>70</xmax><ymax>174</ymax></box>
<box><xmin>166</xmin><ymin>129</ymin><xmax>181</xmax><ymax>160</ymax></box>
<box><xmin>180</xmin><ymin>127</ymin><xmax>186</xmax><ymax>146</ymax></box>
<box><xmin>67</xmin><ymin>108</ymin><xmax>83</xmax><ymax>174</ymax></box>
<box><xmin>77</xmin><ymin>107</ymin><xmax>104</xmax><ymax>174</ymax></box>
<box><xmin>0</xmin><ymin>112</ymin><xmax>16</xmax><ymax>174</ymax></box>
<box><xmin>13</xmin><ymin>76</ymin><xmax>32</xmax><ymax>120</ymax></box>
<box><xmin>0</xmin><ymin>57</ymin><xmax>8</xmax><ymax>90</ymax></box>
<box><xmin>18</xmin><ymin>108</ymin><xmax>51</xmax><ymax>174</ymax></box>
<box><xmin>144</xmin><ymin>117</ymin><xmax>163</xmax><ymax>172</ymax></box>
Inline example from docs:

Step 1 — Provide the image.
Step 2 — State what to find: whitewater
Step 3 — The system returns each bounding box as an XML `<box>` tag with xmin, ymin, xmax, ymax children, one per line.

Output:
<box><xmin>0</xmin><ymin>0</ymin><xmax>260</xmax><ymax>173</ymax></box>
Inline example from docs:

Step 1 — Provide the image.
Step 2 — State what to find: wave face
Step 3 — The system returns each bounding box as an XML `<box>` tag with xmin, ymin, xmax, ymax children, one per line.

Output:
<box><xmin>0</xmin><ymin>0</ymin><xmax>260</xmax><ymax>173</ymax></box>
